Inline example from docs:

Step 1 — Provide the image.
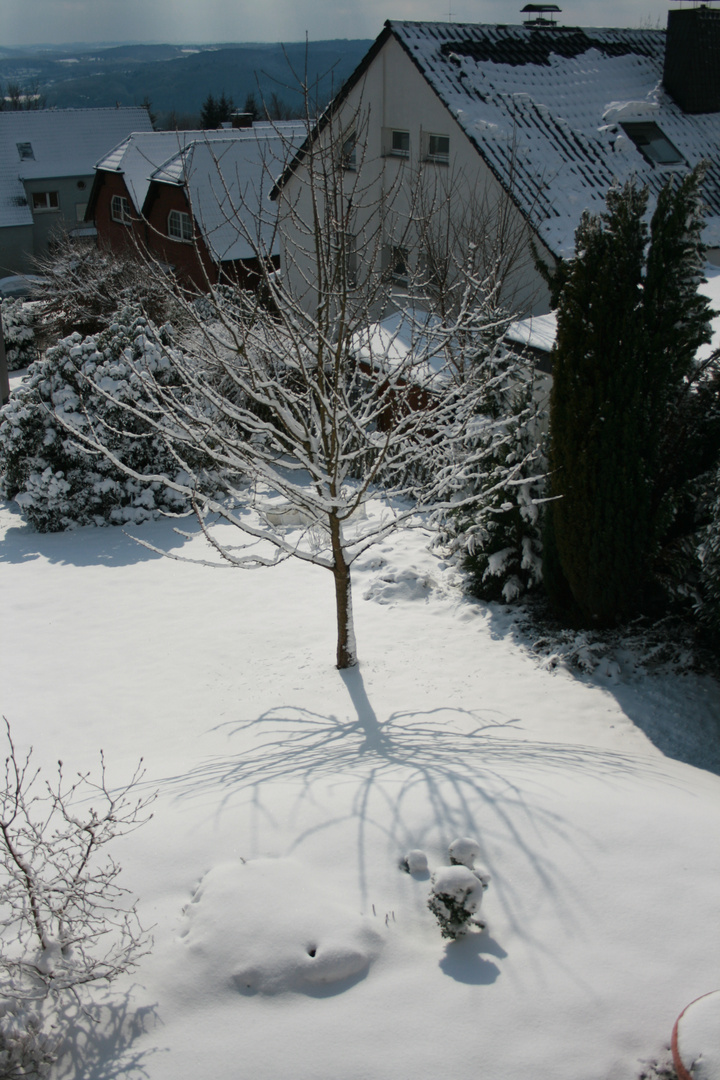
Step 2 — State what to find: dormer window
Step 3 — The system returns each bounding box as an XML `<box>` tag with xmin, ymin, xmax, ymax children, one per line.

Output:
<box><xmin>620</xmin><ymin>122</ymin><xmax>684</xmax><ymax>166</ymax></box>
<box><xmin>17</xmin><ymin>142</ymin><xmax>34</xmax><ymax>161</ymax></box>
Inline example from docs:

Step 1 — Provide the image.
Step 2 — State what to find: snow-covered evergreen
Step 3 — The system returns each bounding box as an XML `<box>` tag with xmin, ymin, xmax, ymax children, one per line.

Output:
<box><xmin>1</xmin><ymin>299</ymin><xmax>39</xmax><ymax>371</ymax></box>
<box><xmin>437</xmin><ymin>344</ymin><xmax>545</xmax><ymax>603</ymax></box>
<box><xmin>0</xmin><ymin>307</ymin><xmax>200</xmax><ymax>531</ymax></box>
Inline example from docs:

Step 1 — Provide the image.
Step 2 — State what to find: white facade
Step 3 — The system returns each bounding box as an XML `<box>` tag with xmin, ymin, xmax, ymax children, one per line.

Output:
<box><xmin>275</xmin><ymin>19</ymin><xmax>720</xmax><ymax>320</ymax></box>
<box><xmin>276</xmin><ymin>33</ymin><xmax>551</xmax><ymax>321</ymax></box>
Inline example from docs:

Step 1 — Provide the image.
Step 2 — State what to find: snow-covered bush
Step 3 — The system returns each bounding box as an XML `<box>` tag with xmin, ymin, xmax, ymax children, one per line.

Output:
<box><xmin>438</xmin><ymin>347</ymin><xmax>546</xmax><ymax>603</ymax></box>
<box><xmin>0</xmin><ymin>720</ymin><xmax>154</xmax><ymax>1006</ymax></box>
<box><xmin>1</xmin><ymin>299</ymin><xmax>39</xmax><ymax>371</ymax></box>
<box><xmin>0</xmin><ymin>1003</ymin><xmax>55</xmax><ymax>1078</ymax></box>
<box><xmin>428</xmin><ymin>865</ymin><xmax>487</xmax><ymax>940</ymax></box>
<box><xmin>31</xmin><ymin>238</ymin><xmax>183</xmax><ymax>345</ymax></box>
<box><xmin>0</xmin><ymin>306</ymin><xmax>207</xmax><ymax>531</ymax></box>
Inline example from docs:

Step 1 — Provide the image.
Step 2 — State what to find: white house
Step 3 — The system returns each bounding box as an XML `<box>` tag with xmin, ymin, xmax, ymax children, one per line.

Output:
<box><xmin>273</xmin><ymin>7</ymin><xmax>720</xmax><ymax>318</ymax></box>
<box><xmin>0</xmin><ymin>108</ymin><xmax>153</xmax><ymax>275</ymax></box>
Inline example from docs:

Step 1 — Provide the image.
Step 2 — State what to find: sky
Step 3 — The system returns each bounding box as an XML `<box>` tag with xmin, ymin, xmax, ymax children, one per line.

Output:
<box><xmin>0</xmin><ymin>0</ymin><xmax>679</xmax><ymax>49</ymax></box>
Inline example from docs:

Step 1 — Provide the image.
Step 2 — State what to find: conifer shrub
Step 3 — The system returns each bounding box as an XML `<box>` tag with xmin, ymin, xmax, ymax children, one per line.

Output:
<box><xmin>540</xmin><ymin>169</ymin><xmax>719</xmax><ymax>625</ymax></box>
<box><xmin>428</xmin><ymin>865</ymin><xmax>486</xmax><ymax>940</ymax></box>
<box><xmin>1</xmin><ymin>299</ymin><xmax>39</xmax><ymax>371</ymax></box>
<box><xmin>439</xmin><ymin>345</ymin><xmax>546</xmax><ymax>603</ymax></box>
<box><xmin>0</xmin><ymin>306</ymin><xmax>204</xmax><ymax>531</ymax></box>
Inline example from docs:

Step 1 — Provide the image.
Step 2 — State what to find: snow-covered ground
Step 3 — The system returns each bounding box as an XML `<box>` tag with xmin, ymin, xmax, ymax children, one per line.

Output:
<box><xmin>1</xmin><ymin>497</ymin><xmax>719</xmax><ymax>1080</ymax></box>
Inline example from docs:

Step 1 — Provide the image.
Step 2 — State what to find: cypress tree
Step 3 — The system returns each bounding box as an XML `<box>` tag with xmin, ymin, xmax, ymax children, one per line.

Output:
<box><xmin>643</xmin><ymin>167</ymin><xmax>717</xmax><ymax>536</ymax></box>
<box><xmin>542</xmin><ymin>169</ymin><xmax>715</xmax><ymax>625</ymax></box>
<box><xmin>543</xmin><ymin>182</ymin><xmax>649</xmax><ymax>624</ymax></box>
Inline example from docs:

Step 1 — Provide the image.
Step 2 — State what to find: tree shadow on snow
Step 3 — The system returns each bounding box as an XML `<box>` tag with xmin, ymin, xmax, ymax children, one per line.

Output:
<box><xmin>160</xmin><ymin>666</ymin><xmax>672</xmax><ymax>954</ymax></box>
<box><xmin>0</xmin><ymin>504</ymin><xmax>194</xmax><ymax>569</ymax></box>
<box><xmin>51</xmin><ymin>992</ymin><xmax>162</xmax><ymax>1080</ymax></box>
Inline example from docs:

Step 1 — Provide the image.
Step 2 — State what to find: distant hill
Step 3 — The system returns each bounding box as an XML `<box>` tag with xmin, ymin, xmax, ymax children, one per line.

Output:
<box><xmin>0</xmin><ymin>40</ymin><xmax>374</xmax><ymax>121</ymax></box>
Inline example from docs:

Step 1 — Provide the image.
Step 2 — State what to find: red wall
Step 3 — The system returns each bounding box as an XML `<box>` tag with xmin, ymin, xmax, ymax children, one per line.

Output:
<box><xmin>93</xmin><ymin>173</ymin><xmax>147</xmax><ymax>257</ymax></box>
<box><xmin>143</xmin><ymin>184</ymin><xmax>218</xmax><ymax>290</ymax></box>
<box><xmin>94</xmin><ymin>172</ymin><xmax>273</xmax><ymax>294</ymax></box>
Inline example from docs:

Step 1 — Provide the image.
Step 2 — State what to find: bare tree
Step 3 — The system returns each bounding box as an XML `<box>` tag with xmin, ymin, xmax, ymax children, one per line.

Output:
<box><xmin>0</xmin><ymin>719</ymin><xmax>154</xmax><ymax>1006</ymax></box>
<box><xmin>53</xmin><ymin>100</ymin><xmax>536</xmax><ymax>668</ymax></box>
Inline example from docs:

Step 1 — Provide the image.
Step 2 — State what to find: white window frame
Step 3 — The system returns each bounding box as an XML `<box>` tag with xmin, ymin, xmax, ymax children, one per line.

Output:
<box><xmin>383</xmin><ymin>128</ymin><xmax>410</xmax><ymax>158</ymax></box>
<box><xmin>340</xmin><ymin>129</ymin><xmax>357</xmax><ymax>170</ymax></box>
<box><xmin>111</xmin><ymin>195</ymin><xmax>132</xmax><ymax>225</ymax></box>
<box><xmin>31</xmin><ymin>191</ymin><xmax>59</xmax><ymax>213</ymax></box>
<box><xmin>424</xmin><ymin>133</ymin><xmax>450</xmax><ymax>164</ymax></box>
<box><xmin>168</xmin><ymin>209</ymin><xmax>193</xmax><ymax>242</ymax></box>
<box><xmin>384</xmin><ymin>244</ymin><xmax>410</xmax><ymax>288</ymax></box>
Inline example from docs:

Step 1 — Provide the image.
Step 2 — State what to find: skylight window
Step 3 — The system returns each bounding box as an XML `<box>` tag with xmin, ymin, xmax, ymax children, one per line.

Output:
<box><xmin>620</xmin><ymin>122</ymin><xmax>684</xmax><ymax>166</ymax></box>
<box><xmin>17</xmin><ymin>142</ymin><xmax>34</xmax><ymax>161</ymax></box>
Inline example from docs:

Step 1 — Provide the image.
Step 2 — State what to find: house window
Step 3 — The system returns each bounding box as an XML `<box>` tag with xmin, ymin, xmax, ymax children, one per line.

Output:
<box><xmin>17</xmin><ymin>142</ymin><xmax>34</xmax><ymax>161</ymax></box>
<box><xmin>168</xmin><ymin>209</ymin><xmax>193</xmax><ymax>242</ymax></box>
<box><xmin>390</xmin><ymin>130</ymin><xmax>410</xmax><ymax>157</ymax></box>
<box><xmin>425</xmin><ymin>133</ymin><xmax>450</xmax><ymax>163</ymax></box>
<box><xmin>111</xmin><ymin>195</ymin><xmax>132</xmax><ymax>224</ymax></box>
<box><xmin>340</xmin><ymin>130</ymin><xmax>357</xmax><ymax>170</ymax></box>
<box><xmin>620</xmin><ymin>122</ymin><xmax>683</xmax><ymax>166</ymax></box>
<box><xmin>385</xmin><ymin>245</ymin><xmax>410</xmax><ymax>288</ymax></box>
<box><xmin>31</xmin><ymin>191</ymin><xmax>59</xmax><ymax>212</ymax></box>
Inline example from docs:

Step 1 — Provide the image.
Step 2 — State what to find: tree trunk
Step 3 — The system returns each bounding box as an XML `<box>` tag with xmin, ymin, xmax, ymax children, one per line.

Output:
<box><xmin>329</xmin><ymin>512</ymin><xmax>357</xmax><ymax>668</ymax></box>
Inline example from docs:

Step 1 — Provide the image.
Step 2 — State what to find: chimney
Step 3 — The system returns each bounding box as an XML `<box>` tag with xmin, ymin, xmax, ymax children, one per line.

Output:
<box><xmin>663</xmin><ymin>5</ymin><xmax>720</xmax><ymax>114</ymax></box>
<box><xmin>231</xmin><ymin>112</ymin><xmax>253</xmax><ymax>129</ymax></box>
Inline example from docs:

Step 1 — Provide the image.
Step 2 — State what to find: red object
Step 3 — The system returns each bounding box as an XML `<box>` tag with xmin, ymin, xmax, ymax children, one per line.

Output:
<box><xmin>672</xmin><ymin>991</ymin><xmax>720</xmax><ymax>1080</ymax></box>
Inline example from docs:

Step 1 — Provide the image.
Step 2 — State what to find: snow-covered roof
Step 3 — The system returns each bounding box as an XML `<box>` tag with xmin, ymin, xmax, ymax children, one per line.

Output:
<box><xmin>145</xmin><ymin>123</ymin><xmax>306</xmax><ymax>262</ymax></box>
<box><xmin>0</xmin><ymin>108</ymin><xmax>152</xmax><ymax>229</ymax></box>
<box><xmin>94</xmin><ymin>124</ymin><xmax>303</xmax><ymax>214</ymax></box>
<box><xmin>388</xmin><ymin>21</ymin><xmax>720</xmax><ymax>256</ymax></box>
<box><xmin>505</xmin><ymin>312</ymin><xmax>557</xmax><ymax>354</ymax></box>
<box><xmin>504</xmin><ymin>263</ymin><xmax>720</xmax><ymax>361</ymax></box>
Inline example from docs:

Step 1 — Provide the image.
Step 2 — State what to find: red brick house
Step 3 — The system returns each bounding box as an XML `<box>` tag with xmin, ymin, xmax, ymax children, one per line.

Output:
<box><xmin>88</xmin><ymin>123</ymin><xmax>305</xmax><ymax>290</ymax></box>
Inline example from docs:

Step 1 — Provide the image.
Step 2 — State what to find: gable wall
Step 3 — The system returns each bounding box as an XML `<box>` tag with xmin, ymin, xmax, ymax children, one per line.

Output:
<box><xmin>278</xmin><ymin>34</ymin><xmax>552</xmax><ymax>317</ymax></box>
<box><xmin>143</xmin><ymin>184</ymin><xmax>219</xmax><ymax>289</ymax></box>
<box><xmin>93</xmin><ymin>172</ymin><xmax>147</xmax><ymax>257</ymax></box>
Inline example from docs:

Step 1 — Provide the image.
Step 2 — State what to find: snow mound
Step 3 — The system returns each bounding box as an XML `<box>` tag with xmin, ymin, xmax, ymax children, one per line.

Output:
<box><xmin>363</xmin><ymin>566</ymin><xmax>436</xmax><ymax>604</ymax></box>
<box><xmin>401</xmin><ymin>849</ymin><xmax>429</xmax><ymax>875</ymax></box>
<box><xmin>179</xmin><ymin>858</ymin><xmax>383</xmax><ymax>995</ymax></box>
